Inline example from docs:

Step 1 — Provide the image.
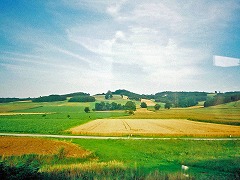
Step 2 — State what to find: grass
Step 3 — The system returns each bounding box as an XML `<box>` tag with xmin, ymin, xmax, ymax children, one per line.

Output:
<box><xmin>1</xmin><ymin>138</ymin><xmax>239</xmax><ymax>179</ymax></box>
<box><xmin>0</xmin><ymin>101</ymin><xmax>128</xmax><ymax>134</ymax></box>
<box><xmin>71</xmin><ymin>139</ymin><xmax>240</xmax><ymax>179</ymax></box>
<box><xmin>0</xmin><ymin>112</ymin><xmax>128</xmax><ymax>134</ymax></box>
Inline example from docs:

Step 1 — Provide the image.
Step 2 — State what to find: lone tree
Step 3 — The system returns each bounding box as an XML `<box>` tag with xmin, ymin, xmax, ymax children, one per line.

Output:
<box><xmin>140</xmin><ymin>102</ymin><xmax>147</xmax><ymax>108</ymax></box>
<box><xmin>124</xmin><ymin>101</ymin><xmax>136</xmax><ymax>111</ymax></box>
<box><xmin>105</xmin><ymin>90</ymin><xmax>113</xmax><ymax>99</ymax></box>
<box><xmin>154</xmin><ymin>104</ymin><xmax>161</xmax><ymax>110</ymax></box>
<box><xmin>164</xmin><ymin>102</ymin><xmax>172</xmax><ymax>109</ymax></box>
<box><xmin>84</xmin><ymin>107</ymin><xmax>90</xmax><ymax>113</ymax></box>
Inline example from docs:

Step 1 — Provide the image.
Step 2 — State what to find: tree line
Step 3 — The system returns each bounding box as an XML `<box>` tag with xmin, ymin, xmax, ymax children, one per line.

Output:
<box><xmin>154</xmin><ymin>92</ymin><xmax>207</xmax><ymax>108</ymax></box>
<box><xmin>204</xmin><ymin>92</ymin><xmax>240</xmax><ymax>107</ymax></box>
<box><xmin>94</xmin><ymin>101</ymin><xmax>136</xmax><ymax>111</ymax></box>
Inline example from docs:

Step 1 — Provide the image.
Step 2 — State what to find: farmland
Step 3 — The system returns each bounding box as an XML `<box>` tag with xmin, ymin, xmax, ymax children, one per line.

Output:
<box><xmin>0</xmin><ymin>137</ymin><xmax>90</xmax><ymax>157</ymax></box>
<box><xmin>69</xmin><ymin>118</ymin><xmax>240</xmax><ymax>137</ymax></box>
<box><xmin>0</xmin><ymin>96</ymin><xmax>240</xmax><ymax>179</ymax></box>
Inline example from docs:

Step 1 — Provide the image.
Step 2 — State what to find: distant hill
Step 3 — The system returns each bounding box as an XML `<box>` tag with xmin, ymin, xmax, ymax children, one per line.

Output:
<box><xmin>1</xmin><ymin>90</ymin><xmax>240</xmax><ymax>107</ymax></box>
<box><xmin>113</xmin><ymin>89</ymin><xmax>154</xmax><ymax>100</ymax></box>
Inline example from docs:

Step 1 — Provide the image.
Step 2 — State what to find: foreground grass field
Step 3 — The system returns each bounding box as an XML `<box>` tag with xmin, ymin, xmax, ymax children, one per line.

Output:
<box><xmin>1</xmin><ymin>137</ymin><xmax>239</xmax><ymax>179</ymax></box>
<box><xmin>71</xmin><ymin>139</ymin><xmax>240</xmax><ymax>178</ymax></box>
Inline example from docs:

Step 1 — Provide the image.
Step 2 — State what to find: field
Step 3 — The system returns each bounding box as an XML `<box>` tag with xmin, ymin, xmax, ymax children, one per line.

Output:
<box><xmin>0</xmin><ymin>98</ymin><xmax>240</xmax><ymax>179</ymax></box>
<box><xmin>0</xmin><ymin>100</ymin><xmax>128</xmax><ymax>134</ymax></box>
<box><xmin>69</xmin><ymin>118</ymin><xmax>240</xmax><ymax>137</ymax></box>
<box><xmin>71</xmin><ymin>139</ymin><xmax>240</xmax><ymax>179</ymax></box>
<box><xmin>0</xmin><ymin>137</ymin><xmax>90</xmax><ymax>158</ymax></box>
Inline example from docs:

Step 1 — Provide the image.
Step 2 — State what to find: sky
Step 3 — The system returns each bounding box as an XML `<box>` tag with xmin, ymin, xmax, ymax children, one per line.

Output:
<box><xmin>0</xmin><ymin>0</ymin><xmax>240</xmax><ymax>97</ymax></box>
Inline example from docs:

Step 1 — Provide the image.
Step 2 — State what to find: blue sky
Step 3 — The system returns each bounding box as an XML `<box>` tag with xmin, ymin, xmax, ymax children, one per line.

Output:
<box><xmin>0</xmin><ymin>0</ymin><xmax>239</xmax><ymax>97</ymax></box>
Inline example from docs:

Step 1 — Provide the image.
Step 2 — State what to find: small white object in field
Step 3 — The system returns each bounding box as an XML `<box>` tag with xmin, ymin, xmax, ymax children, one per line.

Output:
<box><xmin>182</xmin><ymin>165</ymin><xmax>189</xmax><ymax>171</ymax></box>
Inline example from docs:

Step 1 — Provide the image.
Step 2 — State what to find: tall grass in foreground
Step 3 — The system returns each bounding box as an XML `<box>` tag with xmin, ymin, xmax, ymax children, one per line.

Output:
<box><xmin>1</xmin><ymin>154</ymin><xmax>238</xmax><ymax>180</ymax></box>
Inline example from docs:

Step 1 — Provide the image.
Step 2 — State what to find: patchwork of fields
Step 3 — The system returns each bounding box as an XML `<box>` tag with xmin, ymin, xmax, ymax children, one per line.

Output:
<box><xmin>70</xmin><ymin>118</ymin><xmax>240</xmax><ymax>137</ymax></box>
<box><xmin>0</xmin><ymin>98</ymin><xmax>239</xmax><ymax>179</ymax></box>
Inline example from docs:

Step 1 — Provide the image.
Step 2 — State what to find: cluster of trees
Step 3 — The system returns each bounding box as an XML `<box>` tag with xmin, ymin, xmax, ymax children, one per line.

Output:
<box><xmin>62</xmin><ymin>92</ymin><xmax>90</xmax><ymax>98</ymax></box>
<box><xmin>112</xmin><ymin>89</ymin><xmax>153</xmax><ymax>101</ymax></box>
<box><xmin>155</xmin><ymin>92</ymin><xmax>207</xmax><ymax>108</ymax></box>
<box><xmin>105</xmin><ymin>90</ymin><xmax>113</xmax><ymax>99</ymax></box>
<box><xmin>68</xmin><ymin>96</ymin><xmax>95</xmax><ymax>102</ymax></box>
<box><xmin>0</xmin><ymin>98</ymin><xmax>26</xmax><ymax>103</ymax></box>
<box><xmin>94</xmin><ymin>101</ymin><xmax>136</xmax><ymax>111</ymax></box>
<box><xmin>32</xmin><ymin>95</ymin><xmax>66</xmax><ymax>102</ymax></box>
<box><xmin>204</xmin><ymin>92</ymin><xmax>240</xmax><ymax>107</ymax></box>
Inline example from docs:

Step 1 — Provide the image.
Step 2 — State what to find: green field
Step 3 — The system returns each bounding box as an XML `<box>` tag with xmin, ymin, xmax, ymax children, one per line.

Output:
<box><xmin>70</xmin><ymin>138</ymin><xmax>240</xmax><ymax>179</ymax></box>
<box><xmin>0</xmin><ymin>99</ymin><xmax>240</xmax><ymax>179</ymax></box>
<box><xmin>0</xmin><ymin>100</ymin><xmax>128</xmax><ymax>134</ymax></box>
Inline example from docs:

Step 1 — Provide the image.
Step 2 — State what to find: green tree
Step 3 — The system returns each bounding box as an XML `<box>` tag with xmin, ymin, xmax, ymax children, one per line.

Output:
<box><xmin>154</xmin><ymin>104</ymin><xmax>161</xmax><ymax>110</ymax></box>
<box><xmin>164</xmin><ymin>102</ymin><xmax>172</xmax><ymax>109</ymax></box>
<box><xmin>140</xmin><ymin>102</ymin><xmax>147</xmax><ymax>108</ymax></box>
<box><xmin>105</xmin><ymin>90</ymin><xmax>113</xmax><ymax>99</ymax></box>
<box><xmin>84</xmin><ymin>107</ymin><xmax>90</xmax><ymax>113</ymax></box>
<box><xmin>124</xmin><ymin>101</ymin><xmax>136</xmax><ymax>111</ymax></box>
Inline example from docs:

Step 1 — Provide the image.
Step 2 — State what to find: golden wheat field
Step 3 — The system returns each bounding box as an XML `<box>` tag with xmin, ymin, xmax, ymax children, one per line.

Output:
<box><xmin>0</xmin><ymin>137</ymin><xmax>90</xmax><ymax>157</ymax></box>
<box><xmin>69</xmin><ymin>119</ymin><xmax>240</xmax><ymax>137</ymax></box>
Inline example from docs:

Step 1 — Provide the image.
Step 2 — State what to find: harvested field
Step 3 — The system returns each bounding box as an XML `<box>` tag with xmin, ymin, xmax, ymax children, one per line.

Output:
<box><xmin>140</xmin><ymin>99</ymin><xmax>156</xmax><ymax>106</ymax></box>
<box><xmin>0</xmin><ymin>137</ymin><xmax>90</xmax><ymax>157</ymax></box>
<box><xmin>69</xmin><ymin>119</ymin><xmax>240</xmax><ymax>137</ymax></box>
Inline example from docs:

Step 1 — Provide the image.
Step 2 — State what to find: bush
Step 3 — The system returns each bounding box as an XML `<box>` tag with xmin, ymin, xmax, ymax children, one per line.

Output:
<box><xmin>84</xmin><ymin>107</ymin><xmax>90</xmax><ymax>113</ymax></box>
<box><xmin>140</xmin><ymin>102</ymin><xmax>147</xmax><ymax>108</ymax></box>
<box><xmin>124</xmin><ymin>101</ymin><xmax>136</xmax><ymax>111</ymax></box>
<box><xmin>0</xmin><ymin>161</ymin><xmax>40</xmax><ymax>180</ymax></box>
<box><xmin>154</xmin><ymin>104</ymin><xmax>161</xmax><ymax>110</ymax></box>
<box><xmin>164</xmin><ymin>102</ymin><xmax>172</xmax><ymax>109</ymax></box>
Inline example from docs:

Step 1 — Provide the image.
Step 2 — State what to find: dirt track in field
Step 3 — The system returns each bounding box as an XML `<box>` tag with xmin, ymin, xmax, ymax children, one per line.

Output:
<box><xmin>0</xmin><ymin>137</ymin><xmax>90</xmax><ymax>157</ymax></box>
<box><xmin>69</xmin><ymin>119</ymin><xmax>240</xmax><ymax>137</ymax></box>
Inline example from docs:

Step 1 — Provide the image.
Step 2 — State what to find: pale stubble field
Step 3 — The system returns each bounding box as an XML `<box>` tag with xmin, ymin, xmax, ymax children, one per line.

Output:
<box><xmin>69</xmin><ymin>118</ymin><xmax>240</xmax><ymax>137</ymax></box>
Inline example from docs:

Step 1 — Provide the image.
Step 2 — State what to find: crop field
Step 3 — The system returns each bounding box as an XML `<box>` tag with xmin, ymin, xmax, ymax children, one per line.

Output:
<box><xmin>69</xmin><ymin>118</ymin><xmax>240</xmax><ymax>137</ymax></box>
<box><xmin>0</xmin><ymin>101</ymin><xmax>128</xmax><ymax>134</ymax></box>
<box><xmin>0</xmin><ymin>136</ymin><xmax>90</xmax><ymax>157</ymax></box>
<box><xmin>127</xmin><ymin>101</ymin><xmax>240</xmax><ymax>126</ymax></box>
<box><xmin>0</xmin><ymin>100</ymin><xmax>239</xmax><ymax>179</ymax></box>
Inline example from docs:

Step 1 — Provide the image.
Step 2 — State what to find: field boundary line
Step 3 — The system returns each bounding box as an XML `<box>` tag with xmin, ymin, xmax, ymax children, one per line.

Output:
<box><xmin>0</xmin><ymin>133</ymin><xmax>240</xmax><ymax>141</ymax></box>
